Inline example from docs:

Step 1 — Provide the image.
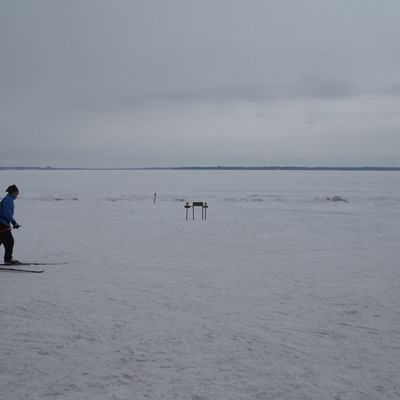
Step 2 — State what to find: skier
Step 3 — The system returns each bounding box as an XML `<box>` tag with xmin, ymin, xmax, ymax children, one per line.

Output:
<box><xmin>0</xmin><ymin>185</ymin><xmax>21</xmax><ymax>264</ymax></box>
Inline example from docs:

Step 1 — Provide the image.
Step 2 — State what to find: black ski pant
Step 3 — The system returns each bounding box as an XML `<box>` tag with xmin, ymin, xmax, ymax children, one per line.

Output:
<box><xmin>0</xmin><ymin>225</ymin><xmax>14</xmax><ymax>263</ymax></box>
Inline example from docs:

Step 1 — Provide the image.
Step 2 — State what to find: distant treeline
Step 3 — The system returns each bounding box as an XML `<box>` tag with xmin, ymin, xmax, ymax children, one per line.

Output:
<box><xmin>151</xmin><ymin>166</ymin><xmax>400</xmax><ymax>171</ymax></box>
<box><xmin>1</xmin><ymin>166</ymin><xmax>400</xmax><ymax>171</ymax></box>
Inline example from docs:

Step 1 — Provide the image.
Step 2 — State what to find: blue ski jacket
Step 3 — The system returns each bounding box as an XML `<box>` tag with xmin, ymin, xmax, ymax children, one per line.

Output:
<box><xmin>0</xmin><ymin>194</ymin><xmax>17</xmax><ymax>227</ymax></box>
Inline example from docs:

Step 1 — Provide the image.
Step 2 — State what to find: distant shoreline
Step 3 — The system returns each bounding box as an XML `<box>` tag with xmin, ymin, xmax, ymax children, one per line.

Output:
<box><xmin>1</xmin><ymin>166</ymin><xmax>400</xmax><ymax>171</ymax></box>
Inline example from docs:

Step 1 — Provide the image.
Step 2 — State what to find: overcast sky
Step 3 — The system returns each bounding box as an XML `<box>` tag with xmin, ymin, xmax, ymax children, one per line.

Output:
<box><xmin>1</xmin><ymin>0</ymin><xmax>400</xmax><ymax>167</ymax></box>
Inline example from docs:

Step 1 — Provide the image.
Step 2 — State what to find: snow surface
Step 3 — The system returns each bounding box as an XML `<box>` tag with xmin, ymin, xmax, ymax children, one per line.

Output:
<box><xmin>0</xmin><ymin>170</ymin><xmax>399</xmax><ymax>400</ymax></box>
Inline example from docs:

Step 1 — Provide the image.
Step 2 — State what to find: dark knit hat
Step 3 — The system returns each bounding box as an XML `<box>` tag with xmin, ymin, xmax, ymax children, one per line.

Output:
<box><xmin>6</xmin><ymin>185</ymin><xmax>19</xmax><ymax>193</ymax></box>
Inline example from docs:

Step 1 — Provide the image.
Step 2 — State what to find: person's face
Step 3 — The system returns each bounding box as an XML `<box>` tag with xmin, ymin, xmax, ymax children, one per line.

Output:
<box><xmin>11</xmin><ymin>191</ymin><xmax>19</xmax><ymax>199</ymax></box>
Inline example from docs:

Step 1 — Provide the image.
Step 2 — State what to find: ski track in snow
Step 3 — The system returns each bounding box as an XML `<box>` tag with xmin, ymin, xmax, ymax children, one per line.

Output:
<box><xmin>0</xmin><ymin>170</ymin><xmax>399</xmax><ymax>400</ymax></box>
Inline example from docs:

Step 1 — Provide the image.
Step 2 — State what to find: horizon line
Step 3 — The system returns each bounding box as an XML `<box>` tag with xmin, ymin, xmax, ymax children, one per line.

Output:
<box><xmin>1</xmin><ymin>165</ymin><xmax>400</xmax><ymax>171</ymax></box>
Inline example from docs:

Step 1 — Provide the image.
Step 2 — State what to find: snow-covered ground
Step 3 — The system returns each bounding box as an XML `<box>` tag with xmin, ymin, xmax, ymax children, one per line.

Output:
<box><xmin>0</xmin><ymin>170</ymin><xmax>399</xmax><ymax>400</ymax></box>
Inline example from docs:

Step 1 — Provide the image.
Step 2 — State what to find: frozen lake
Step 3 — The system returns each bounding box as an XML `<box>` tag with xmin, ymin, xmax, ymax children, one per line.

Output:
<box><xmin>0</xmin><ymin>170</ymin><xmax>399</xmax><ymax>400</ymax></box>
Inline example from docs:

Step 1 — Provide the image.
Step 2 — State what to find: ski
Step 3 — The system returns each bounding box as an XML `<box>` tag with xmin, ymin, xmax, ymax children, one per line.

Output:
<box><xmin>0</xmin><ymin>267</ymin><xmax>44</xmax><ymax>273</ymax></box>
<box><xmin>0</xmin><ymin>262</ymin><xmax>66</xmax><ymax>266</ymax></box>
<box><xmin>29</xmin><ymin>262</ymin><xmax>67</xmax><ymax>266</ymax></box>
<box><xmin>27</xmin><ymin>262</ymin><xmax>67</xmax><ymax>265</ymax></box>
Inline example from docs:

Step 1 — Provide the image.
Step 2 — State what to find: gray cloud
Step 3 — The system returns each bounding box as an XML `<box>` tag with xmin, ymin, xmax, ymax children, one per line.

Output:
<box><xmin>69</xmin><ymin>78</ymin><xmax>361</xmax><ymax>115</ymax></box>
<box><xmin>380</xmin><ymin>83</ymin><xmax>400</xmax><ymax>96</ymax></box>
<box><xmin>1</xmin><ymin>0</ymin><xmax>400</xmax><ymax>167</ymax></box>
<box><xmin>116</xmin><ymin>79</ymin><xmax>360</xmax><ymax>106</ymax></box>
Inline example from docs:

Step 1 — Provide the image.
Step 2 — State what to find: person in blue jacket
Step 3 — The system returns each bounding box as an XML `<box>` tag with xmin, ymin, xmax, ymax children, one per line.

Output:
<box><xmin>0</xmin><ymin>185</ymin><xmax>21</xmax><ymax>264</ymax></box>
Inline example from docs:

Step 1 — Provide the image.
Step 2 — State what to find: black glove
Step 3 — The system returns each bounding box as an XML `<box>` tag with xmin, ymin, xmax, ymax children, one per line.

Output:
<box><xmin>13</xmin><ymin>222</ymin><xmax>20</xmax><ymax>229</ymax></box>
